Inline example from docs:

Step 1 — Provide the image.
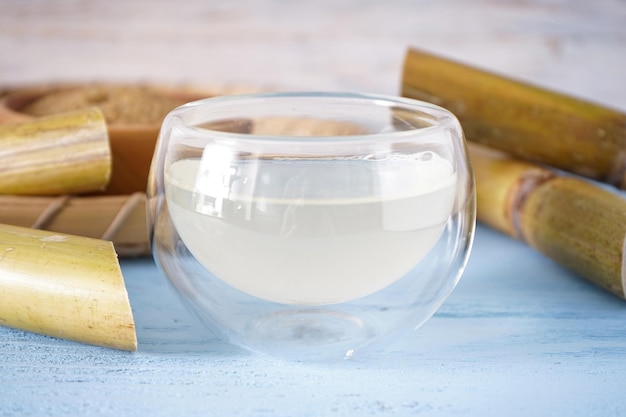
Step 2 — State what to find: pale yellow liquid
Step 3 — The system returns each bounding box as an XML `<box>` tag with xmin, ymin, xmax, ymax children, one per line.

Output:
<box><xmin>165</xmin><ymin>155</ymin><xmax>457</xmax><ymax>305</ymax></box>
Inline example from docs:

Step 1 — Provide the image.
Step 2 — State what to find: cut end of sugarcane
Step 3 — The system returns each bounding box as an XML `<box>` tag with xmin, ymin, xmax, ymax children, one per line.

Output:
<box><xmin>0</xmin><ymin>223</ymin><xmax>137</xmax><ymax>351</ymax></box>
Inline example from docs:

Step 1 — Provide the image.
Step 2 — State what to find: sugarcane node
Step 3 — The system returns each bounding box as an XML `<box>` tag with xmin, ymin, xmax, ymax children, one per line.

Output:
<box><xmin>509</xmin><ymin>168</ymin><xmax>556</xmax><ymax>243</ymax></box>
<box><xmin>468</xmin><ymin>141</ymin><xmax>626</xmax><ymax>299</ymax></box>
<box><xmin>521</xmin><ymin>177</ymin><xmax>626</xmax><ymax>298</ymax></box>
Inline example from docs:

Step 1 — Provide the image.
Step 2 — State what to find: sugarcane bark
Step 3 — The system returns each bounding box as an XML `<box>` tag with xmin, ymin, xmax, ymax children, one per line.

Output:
<box><xmin>521</xmin><ymin>178</ymin><xmax>626</xmax><ymax>297</ymax></box>
<box><xmin>0</xmin><ymin>224</ymin><xmax>137</xmax><ymax>350</ymax></box>
<box><xmin>402</xmin><ymin>48</ymin><xmax>626</xmax><ymax>188</ymax></box>
<box><xmin>0</xmin><ymin>107</ymin><xmax>111</xmax><ymax>195</ymax></box>
<box><xmin>470</xmin><ymin>144</ymin><xmax>626</xmax><ymax>299</ymax></box>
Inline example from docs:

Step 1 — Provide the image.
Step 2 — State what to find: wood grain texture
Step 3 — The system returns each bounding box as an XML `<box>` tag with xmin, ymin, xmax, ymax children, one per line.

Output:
<box><xmin>2</xmin><ymin>227</ymin><xmax>626</xmax><ymax>417</ymax></box>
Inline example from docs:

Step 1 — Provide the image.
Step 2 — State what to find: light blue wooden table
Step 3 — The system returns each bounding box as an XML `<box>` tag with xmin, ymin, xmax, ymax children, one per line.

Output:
<box><xmin>2</xmin><ymin>224</ymin><xmax>625</xmax><ymax>417</ymax></box>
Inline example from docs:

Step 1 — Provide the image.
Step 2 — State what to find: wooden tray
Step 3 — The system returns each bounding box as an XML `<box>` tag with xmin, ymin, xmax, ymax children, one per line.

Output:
<box><xmin>0</xmin><ymin>83</ymin><xmax>253</xmax><ymax>256</ymax></box>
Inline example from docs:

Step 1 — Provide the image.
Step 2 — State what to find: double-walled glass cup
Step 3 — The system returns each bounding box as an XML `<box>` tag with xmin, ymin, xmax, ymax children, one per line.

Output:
<box><xmin>148</xmin><ymin>92</ymin><xmax>475</xmax><ymax>360</ymax></box>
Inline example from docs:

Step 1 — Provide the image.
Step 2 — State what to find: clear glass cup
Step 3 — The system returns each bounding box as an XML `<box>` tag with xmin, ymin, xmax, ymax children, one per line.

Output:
<box><xmin>148</xmin><ymin>92</ymin><xmax>475</xmax><ymax>360</ymax></box>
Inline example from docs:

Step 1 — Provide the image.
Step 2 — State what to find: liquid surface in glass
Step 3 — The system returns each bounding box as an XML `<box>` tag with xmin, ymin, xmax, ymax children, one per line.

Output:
<box><xmin>165</xmin><ymin>151</ymin><xmax>457</xmax><ymax>305</ymax></box>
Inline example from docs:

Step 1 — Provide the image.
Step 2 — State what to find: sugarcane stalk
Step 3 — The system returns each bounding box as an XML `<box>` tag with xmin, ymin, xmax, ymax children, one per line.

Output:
<box><xmin>0</xmin><ymin>107</ymin><xmax>111</xmax><ymax>195</ymax></box>
<box><xmin>0</xmin><ymin>193</ymin><xmax>149</xmax><ymax>257</ymax></box>
<box><xmin>0</xmin><ymin>223</ymin><xmax>137</xmax><ymax>350</ymax></box>
<box><xmin>470</xmin><ymin>143</ymin><xmax>626</xmax><ymax>299</ymax></box>
<box><xmin>402</xmin><ymin>47</ymin><xmax>626</xmax><ymax>189</ymax></box>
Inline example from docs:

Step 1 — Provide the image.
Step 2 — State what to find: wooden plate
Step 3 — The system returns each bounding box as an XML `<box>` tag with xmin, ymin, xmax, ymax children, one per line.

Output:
<box><xmin>0</xmin><ymin>83</ymin><xmax>255</xmax><ymax>256</ymax></box>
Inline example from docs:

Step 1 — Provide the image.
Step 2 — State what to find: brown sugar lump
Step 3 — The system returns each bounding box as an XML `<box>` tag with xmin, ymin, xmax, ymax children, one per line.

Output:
<box><xmin>21</xmin><ymin>85</ymin><xmax>185</xmax><ymax>125</ymax></box>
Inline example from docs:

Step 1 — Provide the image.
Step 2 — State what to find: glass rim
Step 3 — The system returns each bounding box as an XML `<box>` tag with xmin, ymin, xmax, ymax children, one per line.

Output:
<box><xmin>165</xmin><ymin>91</ymin><xmax>460</xmax><ymax>144</ymax></box>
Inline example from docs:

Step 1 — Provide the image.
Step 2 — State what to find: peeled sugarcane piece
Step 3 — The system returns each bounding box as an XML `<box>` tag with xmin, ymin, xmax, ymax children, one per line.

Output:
<box><xmin>402</xmin><ymin>47</ymin><xmax>626</xmax><ymax>189</ymax></box>
<box><xmin>0</xmin><ymin>223</ymin><xmax>137</xmax><ymax>350</ymax></box>
<box><xmin>470</xmin><ymin>143</ymin><xmax>626</xmax><ymax>299</ymax></box>
<box><xmin>0</xmin><ymin>107</ymin><xmax>111</xmax><ymax>195</ymax></box>
<box><xmin>0</xmin><ymin>192</ymin><xmax>149</xmax><ymax>257</ymax></box>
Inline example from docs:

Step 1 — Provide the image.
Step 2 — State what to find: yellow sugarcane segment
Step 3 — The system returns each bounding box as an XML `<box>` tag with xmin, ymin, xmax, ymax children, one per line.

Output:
<box><xmin>402</xmin><ymin>47</ymin><xmax>626</xmax><ymax>188</ymax></box>
<box><xmin>469</xmin><ymin>144</ymin><xmax>626</xmax><ymax>299</ymax></box>
<box><xmin>0</xmin><ymin>107</ymin><xmax>111</xmax><ymax>195</ymax></box>
<box><xmin>0</xmin><ymin>223</ymin><xmax>137</xmax><ymax>350</ymax></box>
<box><xmin>521</xmin><ymin>177</ymin><xmax>626</xmax><ymax>298</ymax></box>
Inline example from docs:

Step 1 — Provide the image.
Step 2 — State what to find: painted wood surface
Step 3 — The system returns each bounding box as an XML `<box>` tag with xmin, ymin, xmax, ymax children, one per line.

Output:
<box><xmin>2</xmin><ymin>226</ymin><xmax>626</xmax><ymax>416</ymax></box>
<box><xmin>1</xmin><ymin>1</ymin><xmax>626</xmax><ymax>416</ymax></box>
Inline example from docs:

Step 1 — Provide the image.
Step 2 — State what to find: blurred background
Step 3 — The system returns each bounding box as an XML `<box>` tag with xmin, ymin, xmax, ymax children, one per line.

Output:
<box><xmin>1</xmin><ymin>0</ymin><xmax>625</xmax><ymax>110</ymax></box>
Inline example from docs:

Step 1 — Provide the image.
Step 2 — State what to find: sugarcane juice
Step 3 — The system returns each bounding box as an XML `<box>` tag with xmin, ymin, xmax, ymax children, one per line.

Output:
<box><xmin>165</xmin><ymin>151</ymin><xmax>457</xmax><ymax>305</ymax></box>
